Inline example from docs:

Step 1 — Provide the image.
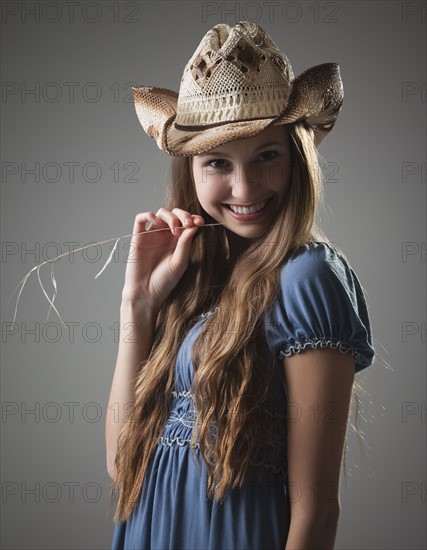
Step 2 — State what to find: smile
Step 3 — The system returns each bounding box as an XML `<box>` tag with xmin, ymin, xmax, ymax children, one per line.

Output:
<box><xmin>227</xmin><ymin>199</ymin><xmax>269</xmax><ymax>215</ymax></box>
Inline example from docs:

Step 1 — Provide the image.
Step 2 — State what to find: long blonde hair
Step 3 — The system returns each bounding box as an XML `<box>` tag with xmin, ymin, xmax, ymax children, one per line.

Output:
<box><xmin>109</xmin><ymin>122</ymin><xmax>362</xmax><ymax>522</ymax></box>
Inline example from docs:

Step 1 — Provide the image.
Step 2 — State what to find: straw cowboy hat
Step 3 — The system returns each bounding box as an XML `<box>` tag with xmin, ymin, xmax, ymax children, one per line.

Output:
<box><xmin>131</xmin><ymin>21</ymin><xmax>344</xmax><ymax>156</ymax></box>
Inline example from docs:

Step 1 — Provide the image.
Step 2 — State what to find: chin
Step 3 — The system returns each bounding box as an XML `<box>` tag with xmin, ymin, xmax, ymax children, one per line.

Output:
<box><xmin>226</xmin><ymin>225</ymin><xmax>269</xmax><ymax>241</ymax></box>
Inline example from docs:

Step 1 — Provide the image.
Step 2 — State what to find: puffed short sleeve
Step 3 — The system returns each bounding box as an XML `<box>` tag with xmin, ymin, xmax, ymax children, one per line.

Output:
<box><xmin>264</xmin><ymin>242</ymin><xmax>375</xmax><ymax>373</ymax></box>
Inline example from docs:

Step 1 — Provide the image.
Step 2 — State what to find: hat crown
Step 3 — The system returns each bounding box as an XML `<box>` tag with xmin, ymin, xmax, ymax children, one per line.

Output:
<box><xmin>175</xmin><ymin>22</ymin><xmax>294</xmax><ymax>128</ymax></box>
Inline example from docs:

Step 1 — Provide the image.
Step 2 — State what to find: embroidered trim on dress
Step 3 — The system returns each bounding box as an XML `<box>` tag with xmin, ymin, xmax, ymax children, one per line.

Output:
<box><xmin>157</xmin><ymin>437</ymin><xmax>286</xmax><ymax>475</ymax></box>
<box><xmin>279</xmin><ymin>338</ymin><xmax>360</xmax><ymax>362</ymax></box>
<box><xmin>159</xmin><ymin>436</ymin><xmax>198</xmax><ymax>448</ymax></box>
<box><xmin>171</xmin><ymin>390</ymin><xmax>194</xmax><ymax>399</ymax></box>
<box><xmin>164</xmin><ymin>410</ymin><xmax>198</xmax><ymax>429</ymax></box>
<box><xmin>200</xmin><ymin>307</ymin><xmax>219</xmax><ymax>318</ymax></box>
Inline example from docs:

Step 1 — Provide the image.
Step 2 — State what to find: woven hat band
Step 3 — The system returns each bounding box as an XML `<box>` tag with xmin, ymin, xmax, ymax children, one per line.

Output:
<box><xmin>174</xmin><ymin>87</ymin><xmax>289</xmax><ymax>127</ymax></box>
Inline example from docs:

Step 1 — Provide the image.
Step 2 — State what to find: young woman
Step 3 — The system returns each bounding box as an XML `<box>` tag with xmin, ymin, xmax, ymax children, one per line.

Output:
<box><xmin>106</xmin><ymin>21</ymin><xmax>375</xmax><ymax>549</ymax></box>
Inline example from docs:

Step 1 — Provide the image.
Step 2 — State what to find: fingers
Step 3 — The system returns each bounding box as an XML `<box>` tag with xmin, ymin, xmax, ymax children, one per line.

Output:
<box><xmin>171</xmin><ymin>208</ymin><xmax>204</xmax><ymax>227</ymax></box>
<box><xmin>131</xmin><ymin>209</ymin><xmax>205</xmax><ymax>244</ymax></box>
<box><xmin>148</xmin><ymin>208</ymin><xmax>204</xmax><ymax>272</ymax></box>
<box><xmin>132</xmin><ymin>211</ymin><xmax>161</xmax><ymax>236</ymax></box>
<box><xmin>154</xmin><ymin>208</ymin><xmax>204</xmax><ymax>237</ymax></box>
<box><xmin>170</xmin><ymin>224</ymin><xmax>200</xmax><ymax>271</ymax></box>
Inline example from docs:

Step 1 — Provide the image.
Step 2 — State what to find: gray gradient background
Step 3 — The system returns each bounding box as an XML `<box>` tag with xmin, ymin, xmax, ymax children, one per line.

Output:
<box><xmin>1</xmin><ymin>1</ymin><xmax>426</xmax><ymax>548</ymax></box>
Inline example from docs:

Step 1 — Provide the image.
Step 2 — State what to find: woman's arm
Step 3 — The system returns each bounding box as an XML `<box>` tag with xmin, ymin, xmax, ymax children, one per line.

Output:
<box><xmin>105</xmin><ymin>298</ymin><xmax>158</xmax><ymax>479</ymax></box>
<box><xmin>282</xmin><ymin>347</ymin><xmax>356</xmax><ymax>550</ymax></box>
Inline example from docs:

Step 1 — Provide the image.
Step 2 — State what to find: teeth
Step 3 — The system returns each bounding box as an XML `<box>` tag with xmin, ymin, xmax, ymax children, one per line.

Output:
<box><xmin>229</xmin><ymin>199</ymin><xmax>268</xmax><ymax>215</ymax></box>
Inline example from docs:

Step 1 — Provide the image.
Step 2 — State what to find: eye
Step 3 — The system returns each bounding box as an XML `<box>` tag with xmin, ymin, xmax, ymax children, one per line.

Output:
<box><xmin>204</xmin><ymin>158</ymin><xmax>231</xmax><ymax>170</ymax></box>
<box><xmin>257</xmin><ymin>150</ymin><xmax>279</xmax><ymax>162</ymax></box>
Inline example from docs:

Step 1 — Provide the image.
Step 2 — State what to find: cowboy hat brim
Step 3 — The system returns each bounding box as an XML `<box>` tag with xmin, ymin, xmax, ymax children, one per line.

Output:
<box><xmin>132</xmin><ymin>63</ymin><xmax>343</xmax><ymax>156</ymax></box>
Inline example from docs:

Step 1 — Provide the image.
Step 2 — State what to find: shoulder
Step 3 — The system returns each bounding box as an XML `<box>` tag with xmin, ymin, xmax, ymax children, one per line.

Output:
<box><xmin>266</xmin><ymin>240</ymin><xmax>375</xmax><ymax>373</ymax></box>
<box><xmin>279</xmin><ymin>240</ymin><xmax>365</xmax><ymax>313</ymax></box>
<box><xmin>280</xmin><ymin>240</ymin><xmax>352</xmax><ymax>289</ymax></box>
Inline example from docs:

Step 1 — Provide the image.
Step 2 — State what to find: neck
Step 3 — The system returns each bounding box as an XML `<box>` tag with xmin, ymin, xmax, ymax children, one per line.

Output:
<box><xmin>225</xmin><ymin>230</ymin><xmax>254</xmax><ymax>262</ymax></box>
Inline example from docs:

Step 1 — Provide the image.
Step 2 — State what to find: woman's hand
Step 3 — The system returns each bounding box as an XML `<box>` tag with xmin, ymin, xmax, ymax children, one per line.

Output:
<box><xmin>121</xmin><ymin>208</ymin><xmax>204</xmax><ymax>313</ymax></box>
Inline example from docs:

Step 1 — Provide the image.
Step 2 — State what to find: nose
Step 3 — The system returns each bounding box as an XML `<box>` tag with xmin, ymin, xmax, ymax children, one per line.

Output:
<box><xmin>229</xmin><ymin>162</ymin><xmax>260</xmax><ymax>200</ymax></box>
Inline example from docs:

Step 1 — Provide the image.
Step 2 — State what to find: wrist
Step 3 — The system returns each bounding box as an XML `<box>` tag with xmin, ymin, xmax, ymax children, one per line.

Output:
<box><xmin>120</xmin><ymin>295</ymin><xmax>160</xmax><ymax>321</ymax></box>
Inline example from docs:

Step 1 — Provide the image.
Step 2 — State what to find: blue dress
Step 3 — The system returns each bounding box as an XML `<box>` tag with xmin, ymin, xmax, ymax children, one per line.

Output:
<box><xmin>111</xmin><ymin>241</ymin><xmax>375</xmax><ymax>550</ymax></box>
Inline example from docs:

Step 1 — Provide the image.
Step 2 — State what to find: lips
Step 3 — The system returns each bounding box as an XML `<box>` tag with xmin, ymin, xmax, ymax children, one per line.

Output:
<box><xmin>225</xmin><ymin>198</ymin><xmax>270</xmax><ymax>215</ymax></box>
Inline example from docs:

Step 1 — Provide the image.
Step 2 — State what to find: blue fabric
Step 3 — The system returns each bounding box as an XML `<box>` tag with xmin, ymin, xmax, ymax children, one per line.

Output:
<box><xmin>111</xmin><ymin>241</ymin><xmax>375</xmax><ymax>549</ymax></box>
<box><xmin>265</xmin><ymin>241</ymin><xmax>375</xmax><ymax>373</ymax></box>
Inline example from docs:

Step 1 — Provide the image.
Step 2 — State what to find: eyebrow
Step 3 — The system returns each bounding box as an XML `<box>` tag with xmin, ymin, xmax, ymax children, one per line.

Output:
<box><xmin>198</xmin><ymin>141</ymin><xmax>286</xmax><ymax>158</ymax></box>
